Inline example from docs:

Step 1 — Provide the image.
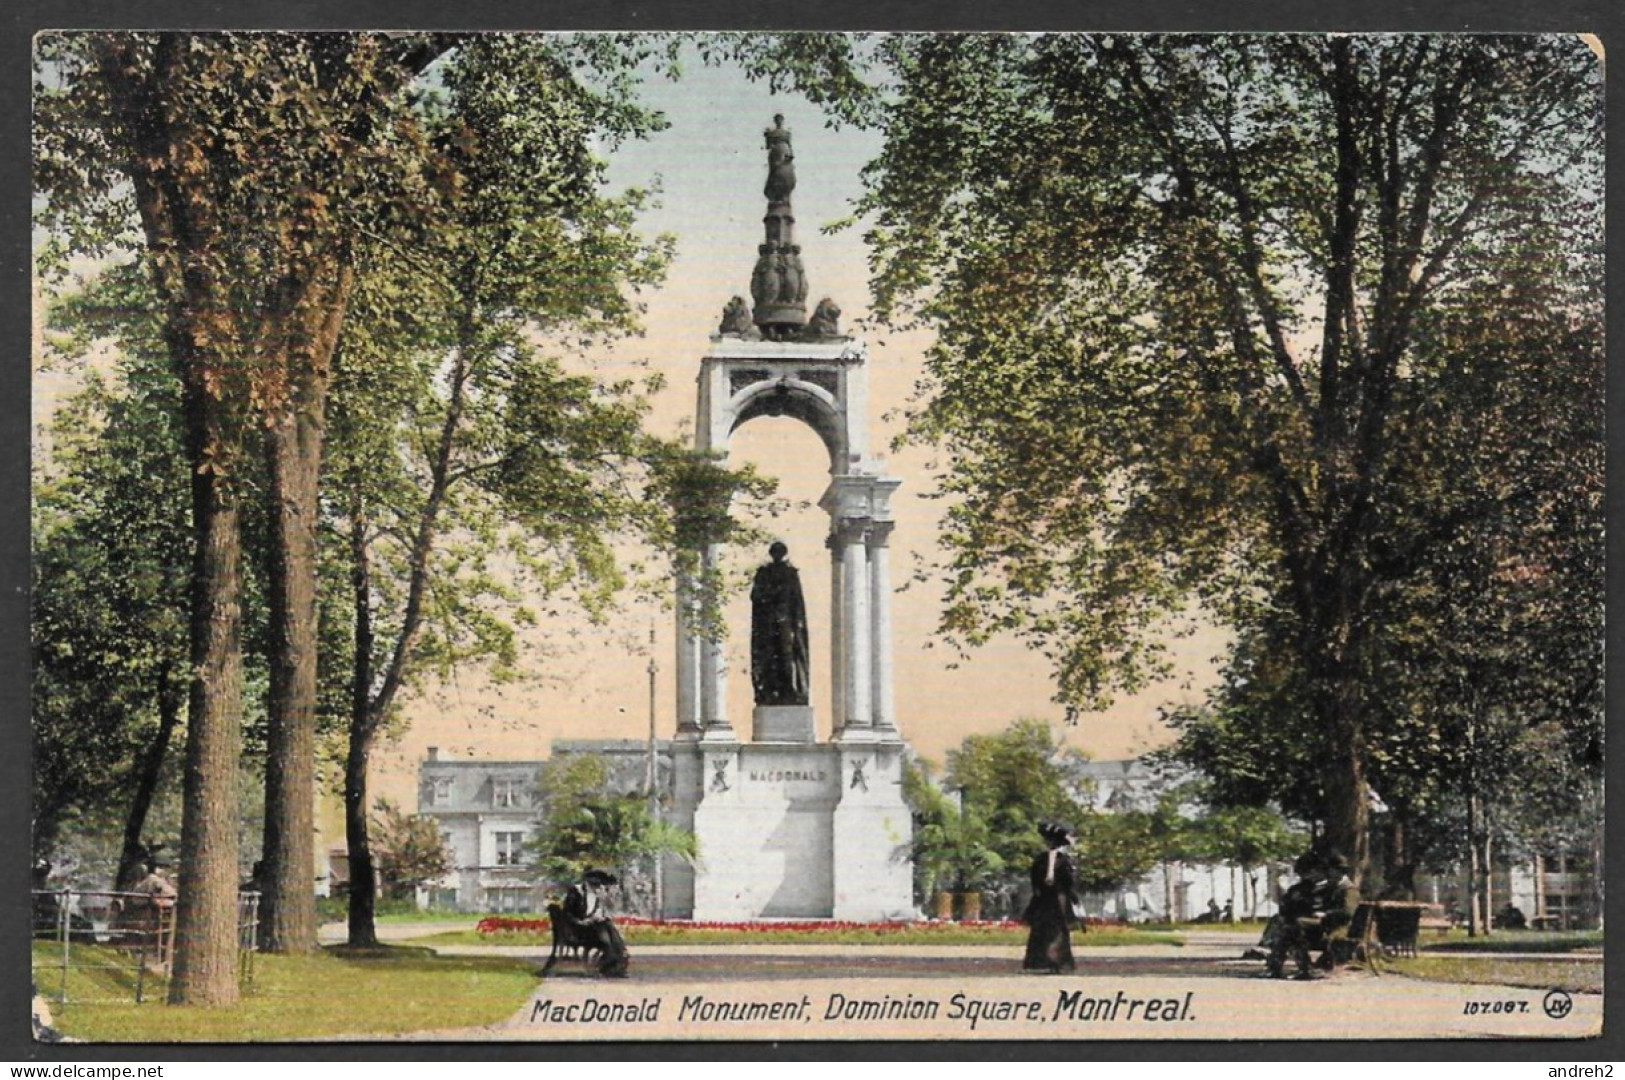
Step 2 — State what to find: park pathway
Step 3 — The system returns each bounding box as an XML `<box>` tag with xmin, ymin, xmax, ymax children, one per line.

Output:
<box><xmin>328</xmin><ymin>924</ymin><xmax>1600</xmax><ymax>1043</ymax></box>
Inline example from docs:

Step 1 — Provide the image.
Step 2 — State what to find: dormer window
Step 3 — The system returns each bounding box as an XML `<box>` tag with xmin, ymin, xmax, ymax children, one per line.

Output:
<box><xmin>425</xmin><ymin>776</ymin><xmax>453</xmax><ymax>808</ymax></box>
<box><xmin>493</xmin><ymin>777</ymin><xmax>525</xmax><ymax>808</ymax></box>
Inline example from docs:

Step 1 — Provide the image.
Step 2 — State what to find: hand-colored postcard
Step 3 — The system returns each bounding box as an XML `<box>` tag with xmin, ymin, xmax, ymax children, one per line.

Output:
<box><xmin>29</xmin><ymin>30</ymin><xmax>1603</xmax><ymax>1045</ymax></box>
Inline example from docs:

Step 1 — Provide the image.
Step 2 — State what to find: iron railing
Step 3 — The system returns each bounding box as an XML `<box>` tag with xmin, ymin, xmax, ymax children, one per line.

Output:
<box><xmin>31</xmin><ymin>889</ymin><xmax>260</xmax><ymax>1005</ymax></box>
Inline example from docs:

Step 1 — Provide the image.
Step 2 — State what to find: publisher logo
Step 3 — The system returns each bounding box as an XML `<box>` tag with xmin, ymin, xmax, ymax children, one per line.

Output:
<box><xmin>1543</xmin><ymin>989</ymin><xmax>1574</xmax><ymax>1019</ymax></box>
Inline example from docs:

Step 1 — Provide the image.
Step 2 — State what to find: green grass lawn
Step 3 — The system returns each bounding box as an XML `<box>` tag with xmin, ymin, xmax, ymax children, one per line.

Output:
<box><xmin>34</xmin><ymin>942</ymin><xmax>535</xmax><ymax>1042</ymax></box>
<box><xmin>1385</xmin><ymin>955</ymin><xmax>1601</xmax><ymax>995</ymax></box>
<box><xmin>419</xmin><ymin>922</ymin><xmax>1182</xmax><ymax>948</ymax></box>
<box><xmin>316</xmin><ymin>904</ymin><xmax>477</xmax><ymax>926</ymax></box>
<box><xmin>1142</xmin><ymin>920</ymin><xmax>1271</xmax><ymax>934</ymax></box>
<box><xmin>1418</xmin><ymin>929</ymin><xmax>1602</xmax><ymax>954</ymax></box>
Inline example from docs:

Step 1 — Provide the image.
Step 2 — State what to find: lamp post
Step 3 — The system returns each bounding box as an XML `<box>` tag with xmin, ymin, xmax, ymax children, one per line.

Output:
<box><xmin>645</xmin><ymin>622</ymin><xmax>662</xmax><ymax>919</ymax></box>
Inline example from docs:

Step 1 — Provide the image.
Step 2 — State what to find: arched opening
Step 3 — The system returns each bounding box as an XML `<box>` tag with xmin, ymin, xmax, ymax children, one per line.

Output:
<box><xmin>728</xmin><ymin>378</ymin><xmax>846</xmax><ymax>473</ymax></box>
<box><xmin>723</xmin><ymin>415</ymin><xmax>835</xmax><ymax>739</ymax></box>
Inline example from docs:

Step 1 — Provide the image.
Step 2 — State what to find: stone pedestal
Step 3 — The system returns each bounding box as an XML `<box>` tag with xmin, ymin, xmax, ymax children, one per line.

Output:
<box><xmin>685</xmin><ymin>744</ymin><xmax>838</xmax><ymax>920</ymax></box>
<box><xmin>666</xmin><ymin>741</ymin><xmax>913</xmax><ymax>922</ymax></box>
<box><xmin>830</xmin><ymin>745</ymin><xmax>915</xmax><ymax>921</ymax></box>
<box><xmin>752</xmin><ymin>705</ymin><xmax>815</xmax><ymax>743</ymax></box>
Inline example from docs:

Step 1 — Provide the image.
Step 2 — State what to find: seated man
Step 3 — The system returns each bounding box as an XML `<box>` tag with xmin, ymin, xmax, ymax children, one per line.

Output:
<box><xmin>1263</xmin><ymin>852</ymin><xmax>1326</xmax><ymax>979</ymax></box>
<box><xmin>1314</xmin><ymin>852</ymin><xmax>1360</xmax><ymax>967</ymax></box>
<box><xmin>555</xmin><ymin>869</ymin><xmax>629</xmax><ymax>978</ymax></box>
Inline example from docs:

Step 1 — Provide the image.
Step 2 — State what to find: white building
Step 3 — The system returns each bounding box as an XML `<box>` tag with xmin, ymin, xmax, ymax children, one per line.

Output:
<box><xmin>413</xmin><ymin>746</ymin><xmax>547</xmax><ymax>913</ymax></box>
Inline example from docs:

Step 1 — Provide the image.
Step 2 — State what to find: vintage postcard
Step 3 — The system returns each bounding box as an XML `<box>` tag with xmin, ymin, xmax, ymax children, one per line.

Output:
<box><xmin>27</xmin><ymin>30</ymin><xmax>1604</xmax><ymax>1046</ymax></box>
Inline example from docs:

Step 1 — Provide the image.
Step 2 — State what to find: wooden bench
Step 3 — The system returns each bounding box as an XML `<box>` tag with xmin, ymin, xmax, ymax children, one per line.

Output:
<box><xmin>1345</xmin><ymin>901</ymin><xmax>1431</xmax><ymax>967</ymax></box>
<box><xmin>539</xmin><ymin>899</ymin><xmax>596</xmax><ymax>975</ymax></box>
<box><xmin>1418</xmin><ymin>905</ymin><xmax>1454</xmax><ymax>937</ymax></box>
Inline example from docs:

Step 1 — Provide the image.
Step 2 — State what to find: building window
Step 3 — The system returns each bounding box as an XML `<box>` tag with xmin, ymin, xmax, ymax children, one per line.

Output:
<box><xmin>494</xmin><ymin>831</ymin><xmax>526</xmax><ymax>867</ymax></box>
<box><xmin>493</xmin><ymin>777</ymin><xmax>525</xmax><ymax>808</ymax></box>
<box><xmin>484</xmin><ymin>886</ymin><xmax>533</xmax><ymax>914</ymax></box>
<box><xmin>425</xmin><ymin>776</ymin><xmax>452</xmax><ymax>807</ymax></box>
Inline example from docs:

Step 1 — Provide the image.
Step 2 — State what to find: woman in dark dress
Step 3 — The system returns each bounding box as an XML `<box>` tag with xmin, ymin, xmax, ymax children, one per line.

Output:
<box><xmin>564</xmin><ymin>869</ymin><xmax>630</xmax><ymax>977</ymax></box>
<box><xmin>1022</xmin><ymin>822</ymin><xmax>1079</xmax><ymax>973</ymax></box>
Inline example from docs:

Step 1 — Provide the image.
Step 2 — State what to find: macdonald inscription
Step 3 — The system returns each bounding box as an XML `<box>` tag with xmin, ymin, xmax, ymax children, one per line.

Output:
<box><xmin>747</xmin><ymin>768</ymin><xmax>828</xmax><ymax>783</ymax></box>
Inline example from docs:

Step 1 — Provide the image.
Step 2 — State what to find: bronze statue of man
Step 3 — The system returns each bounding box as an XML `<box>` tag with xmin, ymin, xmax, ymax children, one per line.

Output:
<box><xmin>750</xmin><ymin>541</ymin><xmax>810</xmax><ymax>706</ymax></box>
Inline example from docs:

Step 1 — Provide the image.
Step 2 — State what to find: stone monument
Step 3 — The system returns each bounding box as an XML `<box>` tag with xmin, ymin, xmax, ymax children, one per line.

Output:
<box><xmin>660</xmin><ymin>117</ymin><xmax>915</xmax><ymax>922</ymax></box>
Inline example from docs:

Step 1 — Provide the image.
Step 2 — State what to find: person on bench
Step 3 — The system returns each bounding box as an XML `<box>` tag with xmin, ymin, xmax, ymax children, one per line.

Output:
<box><xmin>1314</xmin><ymin>851</ymin><xmax>1359</xmax><ymax>966</ymax></box>
<box><xmin>559</xmin><ymin>869</ymin><xmax>629</xmax><ymax>978</ymax></box>
<box><xmin>1262</xmin><ymin>851</ymin><xmax>1326</xmax><ymax>979</ymax></box>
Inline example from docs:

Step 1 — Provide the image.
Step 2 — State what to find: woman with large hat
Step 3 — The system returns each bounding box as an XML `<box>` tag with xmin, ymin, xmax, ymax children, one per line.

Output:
<box><xmin>1022</xmin><ymin>822</ymin><xmax>1080</xmax><ymax>973</ymax></box>
<box><xmin>562</xmin><ymin>869</ymin><xmax>629</xmax><ymax>977</ymax></box>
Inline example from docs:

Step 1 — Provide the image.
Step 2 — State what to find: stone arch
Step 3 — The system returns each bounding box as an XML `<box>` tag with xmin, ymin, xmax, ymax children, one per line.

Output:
<box><xmin>725</xmin><ymin>376</ymin><xmax>846</xmax><ymax>471</ymax></box>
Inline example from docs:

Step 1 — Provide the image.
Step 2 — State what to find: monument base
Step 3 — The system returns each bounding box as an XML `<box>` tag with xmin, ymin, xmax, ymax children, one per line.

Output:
<box><xmin>666</xmin><ymin>741</ymin><xmax>915</xmax><ymax>922</ymax></box>
<box><xmin>752</xmin><ymin>704</ymin><xmax>815</xmax><ymax>743</ymax></box>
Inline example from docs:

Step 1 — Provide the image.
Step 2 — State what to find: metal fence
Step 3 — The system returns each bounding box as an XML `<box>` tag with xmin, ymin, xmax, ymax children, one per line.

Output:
<box><xmin>31</xmin><ymin>889</ymin><xmax>260</xmax><ymax>1005</ymax></box>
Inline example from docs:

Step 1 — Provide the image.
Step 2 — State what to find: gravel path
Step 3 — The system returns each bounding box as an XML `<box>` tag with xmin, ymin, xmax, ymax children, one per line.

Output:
<box><xmin>319</xmin><ymin>923</ymin><xmax>1601</xmax><ymax>1043</ymax></box>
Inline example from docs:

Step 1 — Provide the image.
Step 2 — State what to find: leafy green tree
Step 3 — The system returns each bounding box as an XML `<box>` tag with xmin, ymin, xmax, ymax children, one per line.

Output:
<box><xmin>1067</xmin><ymin>810</ymin><xmax>1161</xmax><ymax>900</ymax></box>
<box><xmin>1187</xmin><ymin>803</ymin><xmax>1304</xmax><ymax>919</ymax></box>
<box><xmin>316</xmin><ymin>36</ymin><xmax>759</xmax><ymax>947</ymax></box>
<box><xmin>369</xmin><ymin>800</ymin><xmax>453</xmax><ymax>901</ymax></box>
<box><xmin>943</xmin><ymin>719</ymin><xmax>1091</xmax><ymax>914</ymax></box>
<box><xmin>1166</xmin><ymin>201</ymin><xmax>1601</xmax><ymax>906</ymax></box>
<box><xmin>34</xmin><ymin>30</ymin><xmax>476</xmax><ymax>995</ymax></box>
<box><xmin>530</xmin><ymin>754</ymin><xmax>698</xmax><ymax>900</ymax></box>
<box><xmin>853</xmin><ymin>34</ymin><xmax>1602</xmax><ymax>876</ymax></box>
<box><xmin>901</xmin><ymin>759</ymin><xmax>1004</xmax><ymax>908</ymax></box>
<box><xmin>32</xmin><ymin>342</ymin><xmax>191</xmax><ymax>886</ymax></box>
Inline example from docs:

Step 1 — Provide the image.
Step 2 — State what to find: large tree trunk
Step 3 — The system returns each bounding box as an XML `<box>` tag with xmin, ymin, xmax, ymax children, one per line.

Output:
<box><xmin>260</xmin><ymin>409</ymin><xmax>321</xmax><ymax>955</ymax></box>
<box><xmin>115</xmin><ymin>660</ymin><xmax>184</xmax><ymax>893</ymax></box>
<box><xmin>168</xmin><ymin>394</ymin><xmax>244</xmax><ymax>1007</ymax></box>
<box><xmin>344</xmin><ymin>479</ymin><xmax>380</xmax><ymax>948</ymax></box>
<box><xmin>95</xmin><ymin>33</ymin><xmax>248</xmax><ymax>1007</ymax></box>
<box><xmin>344</xmin><ymin>723</ymin><xmax>380</xmax><ymax>948</ymax></box>
<box><xmin>1316</xmin><ymin>667</ymin><xmax>1369</xmax><ymax>882</ymax></box>
<box><xmin>259</xmin><ymin>277</ymin><xmax>347</xmax><ymax>955</ymax></box>
<box><xmin>1467</xmin><ymin>792</ymin><xmax>1484</xmax><ymax>937</ymax></box>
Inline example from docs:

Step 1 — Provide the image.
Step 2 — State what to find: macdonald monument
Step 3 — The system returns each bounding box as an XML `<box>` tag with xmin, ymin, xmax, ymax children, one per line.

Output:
<box><xmin>660</xmin><ymin>116</ymin><xmax>915</xmax><ymax>921</ymax></box>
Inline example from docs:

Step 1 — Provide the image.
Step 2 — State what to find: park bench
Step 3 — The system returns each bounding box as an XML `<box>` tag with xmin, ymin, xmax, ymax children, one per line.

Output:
<box><xmin>1340</xmin><ymin>901</ymin><xmax>1432</xmax><ymax>968</ymax></box>
<box><xmin>1418</xmin><ymin>905</ymin><xmax>1454</xmax><ymax>937</ymax></box>
<box><xmin>539</xmin><ymin>899</ymin><xmax>596</xmax><ymax>974</ymax></box>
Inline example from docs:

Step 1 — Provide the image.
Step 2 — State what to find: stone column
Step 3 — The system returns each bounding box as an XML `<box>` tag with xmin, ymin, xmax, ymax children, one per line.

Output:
<box><xmin>827</xmin><ymin>534</ymin><xmax>845</xmax><ymax>732</ymax></box>
<box><xmin>838</xmin><ymin>519</ymin><xmax>872</xmax><ymax>736</ymax></box>
<box><xmin>698</xmin><ymin>544</ymin><xmax>733</xmax><ymax>740</ymax></box>
<box><xmin>674</xmin><ymin>570</ymin><xmax>701</xmax><ymax>738</ymax></box>
<box><xmin>867</xmin><ymin>523</ymin><xmax>897</xmax><ymax>738</ymax></box>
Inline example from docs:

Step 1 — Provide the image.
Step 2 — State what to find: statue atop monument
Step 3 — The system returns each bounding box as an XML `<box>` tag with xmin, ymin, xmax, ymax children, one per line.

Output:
<box><xmin>750</xmin><ymin>541</ymin><xmax>810</xmax><ymax>706</ymax></box>
<box><xmin>764</xmin><ymin>114</ymin><xmax>796</xmax><ymax>203</ymax></box>
<box><xmin>751</xmin><ymin>115</ymin><xmax>809</xmax><ymax>339</ymax></box>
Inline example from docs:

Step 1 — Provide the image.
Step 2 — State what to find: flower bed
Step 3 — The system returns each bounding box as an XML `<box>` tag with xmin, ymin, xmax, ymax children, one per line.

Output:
<box><xmin>408</xmin><ymin>914</ymin><xmax>1168</xmax><ymax>949</ymax></box>
<box><xmin>474</xmin><ymin>915</ymin><xmax>1020</xmax><ymax>928</ymax></box>
<box><xmin>475</xmin><ymin>915</ymin><xmax>1128</xmax><ymax>937</ymax></box>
